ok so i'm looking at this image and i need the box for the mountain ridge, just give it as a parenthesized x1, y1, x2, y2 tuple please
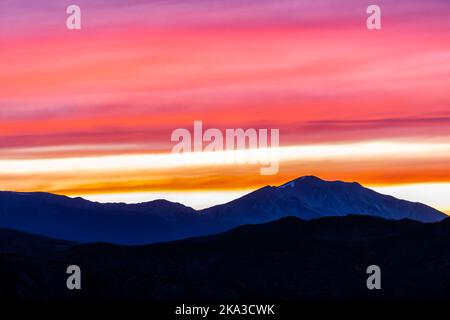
(0, 176, 446, 244)
(199, 175, 446, 224)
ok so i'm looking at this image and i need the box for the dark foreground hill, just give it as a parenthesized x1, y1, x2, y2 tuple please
(0, 227, 75, 257)
(1, 215, 450, 300)
(0, 176, 446, 244)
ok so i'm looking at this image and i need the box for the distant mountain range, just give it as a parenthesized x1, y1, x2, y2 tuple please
(0, 176, 446, 244)
(2, 215, 450, 300)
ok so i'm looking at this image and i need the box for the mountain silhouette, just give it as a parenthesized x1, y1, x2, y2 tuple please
(0, 191, 200, 244)
(0, 176, 446, 244)
(200, 176, 446, 226)
(0, 227, 76, 257)
(1, 215, 450, 300)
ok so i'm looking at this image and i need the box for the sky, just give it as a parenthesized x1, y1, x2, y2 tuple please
(1, 0, 450, 212)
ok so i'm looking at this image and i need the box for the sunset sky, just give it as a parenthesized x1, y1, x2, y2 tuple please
(1, 0, 450, 212)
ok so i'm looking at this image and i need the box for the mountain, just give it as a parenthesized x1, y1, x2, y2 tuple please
(0, 176, 446, 244)
(200, 176, 446, 225)
(0, 191, 203, 244)
(1, 215, 450, 300)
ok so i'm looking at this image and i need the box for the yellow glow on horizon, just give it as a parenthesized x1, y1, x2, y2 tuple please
(80, 190, 253, 210)
(372, 183, 450, 216)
